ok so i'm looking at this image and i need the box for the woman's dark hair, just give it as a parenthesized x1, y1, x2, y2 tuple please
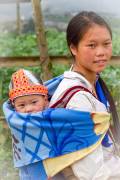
(66, 11, 112, 48)
(99, 77, 120, 145)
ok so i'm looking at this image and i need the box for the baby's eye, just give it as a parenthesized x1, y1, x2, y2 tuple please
(18, 104, 25, 108)
(32, 100, 38, 104)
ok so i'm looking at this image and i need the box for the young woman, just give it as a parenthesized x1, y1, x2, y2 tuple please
(49, 11, 120, 179)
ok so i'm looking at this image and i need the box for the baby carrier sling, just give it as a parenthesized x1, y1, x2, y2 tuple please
(3, 75, 111, 178)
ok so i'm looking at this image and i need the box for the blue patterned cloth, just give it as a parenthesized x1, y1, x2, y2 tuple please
(3, 102, 101, 168)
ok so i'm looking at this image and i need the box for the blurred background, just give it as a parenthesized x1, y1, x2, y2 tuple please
(0, 0, 120, 179)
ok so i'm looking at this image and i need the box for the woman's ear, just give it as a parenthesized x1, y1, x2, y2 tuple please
(70, 44, 77, 56)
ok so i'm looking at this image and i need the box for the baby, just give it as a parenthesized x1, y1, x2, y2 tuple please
(9, 69, 48, 114)
(9, 68, 76, 180)
(8, 69, 49, 179)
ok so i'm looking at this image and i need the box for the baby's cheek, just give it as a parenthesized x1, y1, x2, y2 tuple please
(45, 100, 49, 108)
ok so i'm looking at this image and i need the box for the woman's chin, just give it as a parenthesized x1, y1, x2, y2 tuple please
(96, 66, 107, 73)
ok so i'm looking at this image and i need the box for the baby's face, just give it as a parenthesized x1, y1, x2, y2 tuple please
(14, 94, 48, 113)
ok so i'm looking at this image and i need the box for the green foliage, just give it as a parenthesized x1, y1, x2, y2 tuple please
(0, 29, 69, 57)
(102, 66, 120, 96)
(0, 28, 120, 56)
(0, 33, 39, 56)
(112, 31, 120, 55)
(46, 28, 69, 56)
(52, 63, 70, 77)
(102, 66, 120, 116)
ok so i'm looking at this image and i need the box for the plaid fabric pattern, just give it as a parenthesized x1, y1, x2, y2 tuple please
(3, 103, 52, 167)
(3, 102, 109, 168)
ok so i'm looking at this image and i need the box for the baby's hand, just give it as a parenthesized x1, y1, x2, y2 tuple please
(47, 177, 52, 180)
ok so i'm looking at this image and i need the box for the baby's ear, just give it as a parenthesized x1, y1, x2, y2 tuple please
(8, 99, 15, 109)
(48, 94, 51, 102)
(11, 101, 15, 108)
(44, 95, 49, 107)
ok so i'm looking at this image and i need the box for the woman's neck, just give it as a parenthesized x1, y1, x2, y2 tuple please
(72, 66, 96, 86)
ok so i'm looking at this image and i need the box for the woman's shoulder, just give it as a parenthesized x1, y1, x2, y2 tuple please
(49, 71, 88, 106)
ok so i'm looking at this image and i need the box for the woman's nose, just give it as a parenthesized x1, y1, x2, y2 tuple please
(96, 46, 105, 56)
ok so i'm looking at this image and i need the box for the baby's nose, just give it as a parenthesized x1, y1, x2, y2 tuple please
(25, 105, 33, 113)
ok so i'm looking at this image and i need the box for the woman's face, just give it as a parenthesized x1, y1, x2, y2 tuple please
(70, 24, 112, 75)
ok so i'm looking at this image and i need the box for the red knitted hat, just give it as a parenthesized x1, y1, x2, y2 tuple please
(9, 69, 48, 102)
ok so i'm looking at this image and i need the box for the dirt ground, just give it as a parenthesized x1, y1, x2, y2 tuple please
(0, 147, 19, 180)
(0, 159, 19, 180)
(0, 125, 19, 180)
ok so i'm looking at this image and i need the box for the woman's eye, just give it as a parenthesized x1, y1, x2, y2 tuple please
(87, 44, 96, 48)
(104, 42, 112, 47)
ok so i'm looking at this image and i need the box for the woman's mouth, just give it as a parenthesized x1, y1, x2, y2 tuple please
(94, 60, 107, 65)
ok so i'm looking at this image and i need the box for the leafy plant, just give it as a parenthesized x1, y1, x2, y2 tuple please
(0, 28, 120, 57)
(0, 29, 69, 57)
